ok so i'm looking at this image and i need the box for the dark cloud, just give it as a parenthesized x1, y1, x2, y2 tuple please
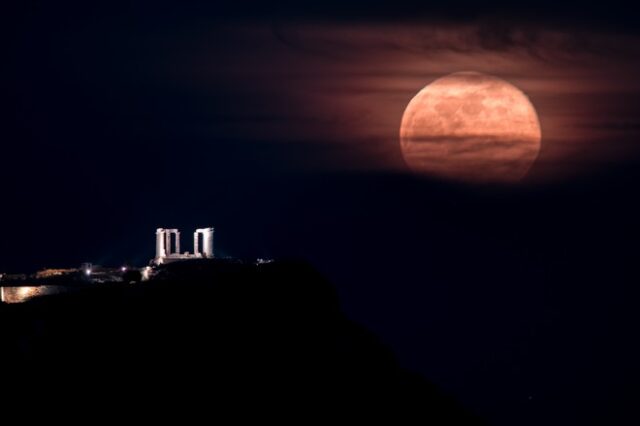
(272, 20, 640, 65)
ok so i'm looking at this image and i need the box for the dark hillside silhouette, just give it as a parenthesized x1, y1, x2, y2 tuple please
(0, 259, 485, 424)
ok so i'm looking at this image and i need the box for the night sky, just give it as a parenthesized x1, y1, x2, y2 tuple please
(3, 1, 640, 424)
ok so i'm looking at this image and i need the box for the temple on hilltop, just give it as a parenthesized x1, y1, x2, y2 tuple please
(154, 227, 214, 265)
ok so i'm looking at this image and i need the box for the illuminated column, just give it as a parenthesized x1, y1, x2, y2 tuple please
(165, 231, 172, 255)
(156, 228, 166, 259)
(193, 231, 200, 256)
(203, 227, 214, 258)
(175, 230, 181, 255)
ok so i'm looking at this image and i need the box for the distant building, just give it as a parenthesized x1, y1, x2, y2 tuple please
(154, 227, 214, 265)
(0, 227, 218, 303)
(35, 268, 77, 279)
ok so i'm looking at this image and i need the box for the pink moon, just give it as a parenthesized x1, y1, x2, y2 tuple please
(400, 72, 542, 183)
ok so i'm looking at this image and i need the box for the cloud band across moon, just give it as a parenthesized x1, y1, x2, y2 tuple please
(402, 136, 541, 182)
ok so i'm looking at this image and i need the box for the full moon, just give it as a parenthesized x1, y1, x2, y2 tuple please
(400, 72, 541, 183)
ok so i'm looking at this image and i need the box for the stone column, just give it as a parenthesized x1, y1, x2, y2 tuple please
(194, 231, 200, 256)
(165, 231, 172, 255)
(175, 231, 181, 255)
(203, 228, 214, 258)
(156, 228, 166, 259)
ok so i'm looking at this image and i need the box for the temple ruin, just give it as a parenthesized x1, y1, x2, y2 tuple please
(155, 227, 214, 265)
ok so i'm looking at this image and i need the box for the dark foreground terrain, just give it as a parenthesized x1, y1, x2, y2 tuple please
(0, 259, 484, 424)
